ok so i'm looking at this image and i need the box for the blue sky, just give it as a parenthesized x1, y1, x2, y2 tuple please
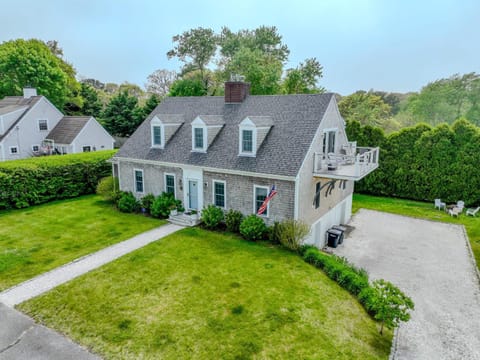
(0, 0, 478, 94)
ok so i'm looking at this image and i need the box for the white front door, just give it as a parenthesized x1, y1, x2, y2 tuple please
(188, 180, 199, 210)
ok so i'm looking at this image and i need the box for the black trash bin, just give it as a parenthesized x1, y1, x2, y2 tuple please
(332, 225, 346, 244)
(326, 229, 342, 248)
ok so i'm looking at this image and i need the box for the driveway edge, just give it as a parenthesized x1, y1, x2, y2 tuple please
(461, 225, 480, 286)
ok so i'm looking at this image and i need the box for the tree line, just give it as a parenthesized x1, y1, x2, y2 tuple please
(339, 72, 480, 132)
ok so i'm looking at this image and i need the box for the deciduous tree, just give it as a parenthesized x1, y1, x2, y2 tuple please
(0, 39, 80, 110)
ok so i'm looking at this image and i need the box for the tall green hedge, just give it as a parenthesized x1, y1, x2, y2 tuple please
(0, 150, 116, 209)
(347, 118, 480, 205)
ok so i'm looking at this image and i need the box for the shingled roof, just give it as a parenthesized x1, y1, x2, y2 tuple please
(46, 116, 91, 144)
(116, 93, 334, 177)
(0, 96, 42, 141)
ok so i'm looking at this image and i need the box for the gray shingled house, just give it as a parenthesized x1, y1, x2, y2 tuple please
(45, 116, 115, 154)
(114, 81, 379, 247)
(0, 88, 114, 160)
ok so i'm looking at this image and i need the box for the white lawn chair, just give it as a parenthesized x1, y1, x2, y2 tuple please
(457, 201, 465, 212)
(466, 207, 480, 217)
(434, 199, 446, 210)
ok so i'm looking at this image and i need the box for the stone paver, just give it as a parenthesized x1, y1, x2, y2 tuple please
(0, 223, 183, 359)
(0, 223, 182, 307)
(334, 209, 480, 360)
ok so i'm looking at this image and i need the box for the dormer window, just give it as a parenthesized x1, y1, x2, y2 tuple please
(151, 117, 165, 148)
(238, 116, 273, 157)
(191, 116, 224, 153)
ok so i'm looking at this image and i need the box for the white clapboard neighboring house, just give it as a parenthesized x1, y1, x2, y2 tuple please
(113, 81, 379, 247)
(0, 88, 114, 160)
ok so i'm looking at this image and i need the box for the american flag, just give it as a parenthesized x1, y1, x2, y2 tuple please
(257, 185, 277, 215)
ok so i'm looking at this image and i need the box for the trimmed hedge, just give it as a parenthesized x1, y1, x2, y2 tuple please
(0, 150, 116, 209)
(347, 118, 480, 205)
(300, 246, 413, 328)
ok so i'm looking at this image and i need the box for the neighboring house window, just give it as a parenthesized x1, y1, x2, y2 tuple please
(242, 129, 253, 153)
(323, 130, 336, 154)
(193, 127, 205, 151)
(314, 182, 321, 209)
(38, 119, 48, 131)
(165, 174, 175, 197)
(254, 185, 269, 216)
(134, 169, 144, 193)
(213, 180, 226, 208)
(152, 125, 162, 146)
(32, 145, 39, 152)
(9, 146, 18, 155)
(82, 146, 91, 152)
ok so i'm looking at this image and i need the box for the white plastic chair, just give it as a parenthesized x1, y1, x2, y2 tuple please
(466, 207, 480, 216)
(434, 199, 446, 210)
(457, 201, 465, 212)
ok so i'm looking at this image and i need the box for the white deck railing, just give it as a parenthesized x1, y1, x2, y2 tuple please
(313, 146, 380, 180)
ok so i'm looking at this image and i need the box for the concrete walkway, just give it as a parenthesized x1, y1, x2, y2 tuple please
(334, 209, 480, 360)
(0, 223, 182, 307)
(0, 223, 183, 359)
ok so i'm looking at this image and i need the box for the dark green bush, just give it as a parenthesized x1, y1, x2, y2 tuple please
(201, 204, 225, 229)
(239, 215, 267, 241)
(140, 193, 155, 213)
(0, 150, 115, 209)
(117, 191, 140, 213)
(347, 118, 480, 205)
(302, 247, 369, 297)
(150, 192, 181, 218)
(96, 176, 119, 202)
(225, 209, 244, 233)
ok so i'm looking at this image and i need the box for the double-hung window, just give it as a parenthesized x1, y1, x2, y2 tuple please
(193, 127, 204, 150)
(38, 119, 48, 131)
(213, 180, 226, 208)
(152, 126, 162, 146)
(254, 186, 268, 216)
(242, 129, 253, 153)
(134, 169, 144, 193)
(165, 174, 175, 196)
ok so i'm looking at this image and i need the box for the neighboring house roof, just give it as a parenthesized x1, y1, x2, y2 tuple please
(46, 116, 91, 144)
(0, 96, 43, 141)
(117, 93, 335, 177)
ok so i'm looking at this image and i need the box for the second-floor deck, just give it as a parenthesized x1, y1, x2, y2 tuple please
(313, 144, 379, 181)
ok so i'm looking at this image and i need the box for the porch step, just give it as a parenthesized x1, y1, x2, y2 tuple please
(167, 213, 201, 227)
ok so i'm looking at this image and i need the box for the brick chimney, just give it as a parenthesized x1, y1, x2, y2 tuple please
(225, 75, 250, 103)
(23, 87, 37, 98)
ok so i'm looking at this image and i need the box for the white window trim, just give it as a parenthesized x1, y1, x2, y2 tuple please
(151, 123, 164, 148)
(192, 125, 207, 152)
(38, 119, 48, 131)
(164, 173, 176, 198)
(239, 126, 257, 157)
(133, 168, 144, 194)
(32, 144, 40, 152)
(253, 184, 269, 217)
(9, 146, 19, 155)
(212, 179, 226, 209)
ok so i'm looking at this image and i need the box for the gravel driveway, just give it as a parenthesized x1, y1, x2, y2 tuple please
(333, 209, 480, 360)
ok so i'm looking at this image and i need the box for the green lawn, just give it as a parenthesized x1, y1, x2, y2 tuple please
(353, 193, 480, 269)
(19, 228, 392, 359)
(0, 195, 163, 290)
